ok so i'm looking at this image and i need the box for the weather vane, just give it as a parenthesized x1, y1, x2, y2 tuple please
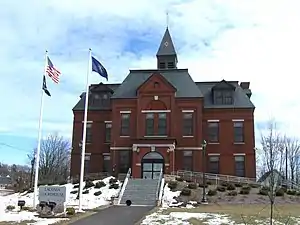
(166, 10, 169, 28)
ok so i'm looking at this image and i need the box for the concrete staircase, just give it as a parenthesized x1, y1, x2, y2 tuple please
(119, 179, 160, 206)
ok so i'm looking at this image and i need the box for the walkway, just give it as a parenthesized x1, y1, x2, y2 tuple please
(70, 205, 153, 225)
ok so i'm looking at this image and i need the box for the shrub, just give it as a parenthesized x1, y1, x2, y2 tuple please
(175, 177, 184, 182)
(217, 186, 226, 192)
(21, 206, 31, 211)
(227, 183, 236, 191)
(94, 191, 102, 196)
(66, 207, 76, 215)
(239, 189, 250, 195)
(296, 192, 300, 196)
(241, 186, 251, 191)
(221, 182, 229, 187)
(228, 191, 238, 196)
(258, 189, 269, 196)
(185, 178, 192, 183)
(287, 189, 297, 196)
(109, 183, 119, 189)
(109, 178, 118, 184)
(73, 184, 79, 189)
(180, 188, 191, 196)
(207, 189, 217, 196)
(168, 181, 178, 189)
(84, 180, 95, 189)
(235, 183, 243, 187)
(261, 186, 270, 191)
(95, 181, 106, 189)
(70, 190, 78, 194)
(206, 180, 212, 185)
(6, 205, 15, 211)
(276, 188, 285, 196)
(250, 183, 260, 188)
(83, 190, 89, 194)
(198, 183, 208, 188)
(188, 183, 198, 189)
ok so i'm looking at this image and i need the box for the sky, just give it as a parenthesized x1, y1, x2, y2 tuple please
(0, 0, 300, 165)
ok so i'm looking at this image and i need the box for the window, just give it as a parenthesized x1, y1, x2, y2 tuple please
(103, 154, 111, 172)
(208, 156, 219, 174)
(158, 113, 167, 135)
(183, 113, 193, 136)
(208, 122, 219, 143)
(167, 61, 174, 68)
(159, 62, 166, 69)
(119, 151, 131, 173)
(86, 123, 92, 143)
(105, 123, 112, 143)
(235, 156, 245, 177)
(214, 90, 233, 105)
(120, 113, 130, 136)
(224, 91, 233, 104)
(145, 113, 154, 136)
(234, 122, 244, 143)
(214, 91, 223, 105)
(183, 151, 193, 171)
(84, 154, 91, 175)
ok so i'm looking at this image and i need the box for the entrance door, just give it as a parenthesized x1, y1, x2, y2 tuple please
(141, 152, 164, 179)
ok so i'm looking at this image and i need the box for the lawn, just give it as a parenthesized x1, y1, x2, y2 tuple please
(165, 204, 300, 225)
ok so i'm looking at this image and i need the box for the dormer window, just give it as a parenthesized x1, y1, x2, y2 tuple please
(212, 80, 235, 105)
(214, 90, 233, 105)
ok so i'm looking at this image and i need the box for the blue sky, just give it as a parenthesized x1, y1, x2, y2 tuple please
(1, 0, 300, 166)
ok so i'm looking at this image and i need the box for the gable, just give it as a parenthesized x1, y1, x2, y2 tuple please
(137, 72, 177, 94)
(91, 82, 114, 93)
(212, 79, 236, 91)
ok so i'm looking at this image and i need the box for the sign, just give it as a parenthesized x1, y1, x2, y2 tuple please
(38, 186, 67, 203)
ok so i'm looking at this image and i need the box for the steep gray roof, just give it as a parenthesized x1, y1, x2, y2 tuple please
(111, 69, 203, 99)
(156, 28, 177, 56)
(196, 81, 255, 109)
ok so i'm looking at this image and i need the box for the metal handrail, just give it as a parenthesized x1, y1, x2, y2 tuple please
(171, 170, 258, 186)
(116, 168, 131, 201)
(155, 168, 163, 200)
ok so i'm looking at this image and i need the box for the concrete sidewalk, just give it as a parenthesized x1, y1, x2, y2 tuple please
(70, 205, 153, 225)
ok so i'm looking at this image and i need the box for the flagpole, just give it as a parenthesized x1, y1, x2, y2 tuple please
(78, 48, 92, 212)
(33, 50, 48, 208)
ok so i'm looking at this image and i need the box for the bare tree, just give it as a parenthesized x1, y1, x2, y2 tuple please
(260, 120, 285, 225)
(29, 133, 71, 185)
(285, 137, 300, 184)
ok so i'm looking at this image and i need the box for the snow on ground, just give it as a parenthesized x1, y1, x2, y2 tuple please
(0, 176, 121, 225)
(142, 210, 300, 225)
(141, 183, 300, 225)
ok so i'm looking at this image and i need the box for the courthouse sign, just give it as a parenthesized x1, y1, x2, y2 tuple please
(39, 186, 67, 202)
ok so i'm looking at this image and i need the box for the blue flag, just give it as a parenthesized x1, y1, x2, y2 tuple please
(91, 56, 108, 80)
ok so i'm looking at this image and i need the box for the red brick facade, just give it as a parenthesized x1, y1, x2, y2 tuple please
(70, 28, 256, 179)
(70, 73, 256, 179)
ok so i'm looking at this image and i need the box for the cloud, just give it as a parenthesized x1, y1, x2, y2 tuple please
(1, 0, 300, 149)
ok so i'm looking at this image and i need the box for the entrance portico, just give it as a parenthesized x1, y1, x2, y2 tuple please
(131, 143, 175, 178)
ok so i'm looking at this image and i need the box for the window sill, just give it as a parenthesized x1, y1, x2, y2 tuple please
(183, 136, 194, 138)
(144, 135, 168, 138)
(208, 142, 219, 145)
(120, 136, 130, 138)
(234, 142, 245, 145)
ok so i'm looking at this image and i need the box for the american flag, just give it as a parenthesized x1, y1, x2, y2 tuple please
(46, 57, 61, 83)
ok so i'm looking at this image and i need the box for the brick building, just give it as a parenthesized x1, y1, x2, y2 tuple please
(70, 28, 256, 179)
